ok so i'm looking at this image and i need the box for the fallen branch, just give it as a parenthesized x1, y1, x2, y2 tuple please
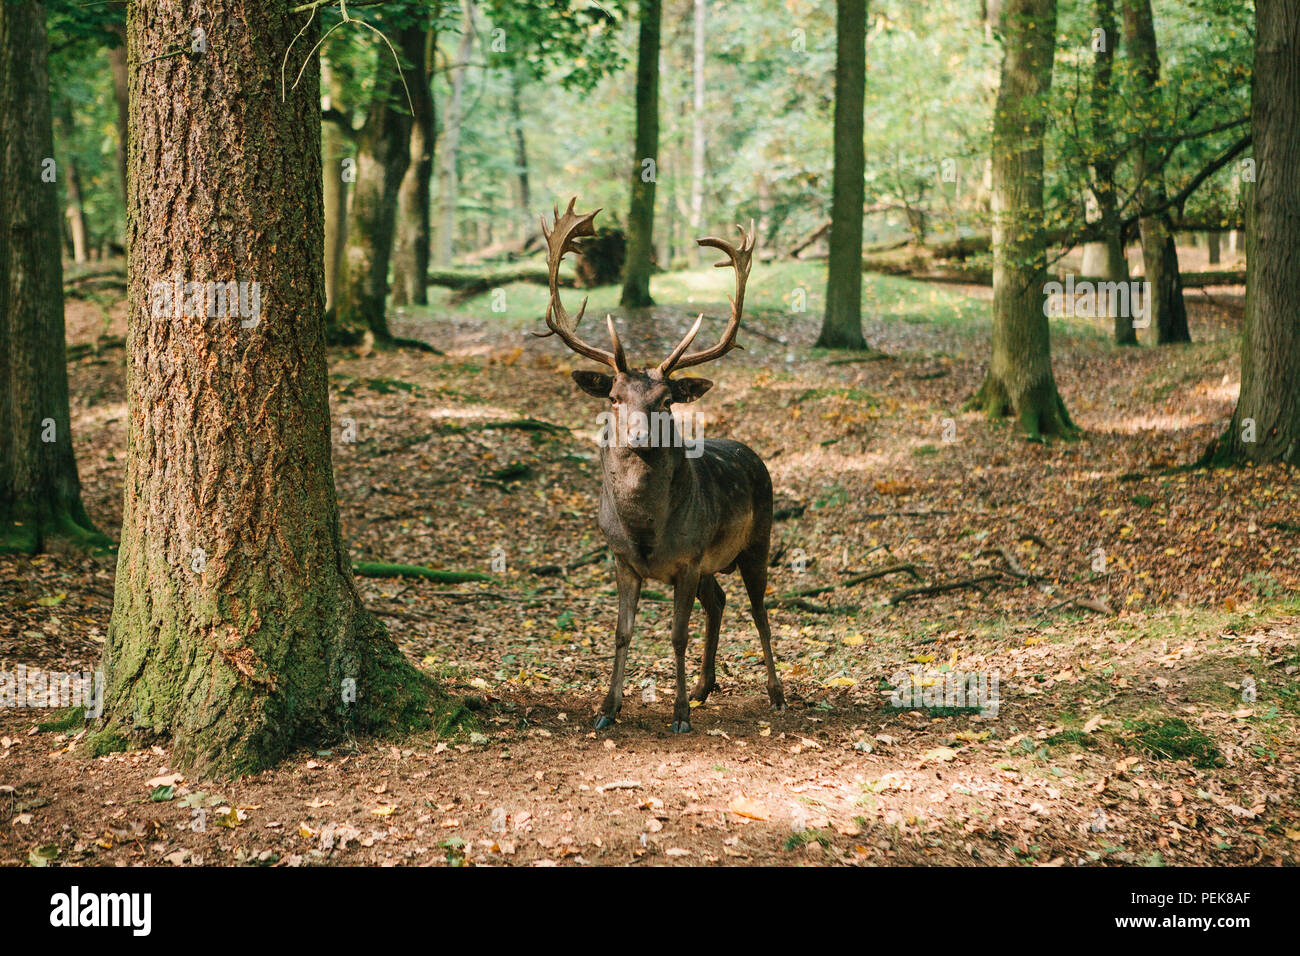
(979, 546, 1031, 579)
(440, 418, 569, 436)
(529, 546, 607, 577)
(353, 561, 493, 584)
(888, 573, 1002, 605)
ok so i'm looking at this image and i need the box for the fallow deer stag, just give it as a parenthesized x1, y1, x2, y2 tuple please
(537, 198, 784, 732)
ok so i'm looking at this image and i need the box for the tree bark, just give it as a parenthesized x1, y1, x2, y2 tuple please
(968, 0, 1075, 439)
(1206, 230, 1221, 265)
(1123, 0, 1190, 344)
(620, 0, 662, 308)
(321, 58, 349, 317)
(333, 26, 425, 342)
(435, 0, 476, 267)
(0, 0, 102, 554)
(100, 0, 443, 774)
(817, 0, 869, 349)
(392, 21, 436, 308)
(1210, 0, 1299, 465)
(1087, 0, 1135, 344)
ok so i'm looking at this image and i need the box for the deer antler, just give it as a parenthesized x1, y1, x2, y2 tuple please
(659, 222, 755, 375)
(536, 198, 627, 371)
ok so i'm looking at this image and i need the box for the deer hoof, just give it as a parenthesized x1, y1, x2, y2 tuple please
(768, 687, 787, 712)
(689, 682, 717, 703)
(593, 714, 616, 730)
(671, 719, 692, 734)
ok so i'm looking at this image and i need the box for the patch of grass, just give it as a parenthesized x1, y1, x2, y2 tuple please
(784, 828, 832, 851)
(1124, 717, 1222, 768)
(37, 706, 85, 733)
(1044, 729, 1100, 749)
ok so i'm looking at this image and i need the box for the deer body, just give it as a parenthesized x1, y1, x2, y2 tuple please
(540, 200, 785, 732)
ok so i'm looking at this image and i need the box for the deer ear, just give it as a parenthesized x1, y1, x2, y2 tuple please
(669, 377, 713, 404)
(572, 370, 614, 398)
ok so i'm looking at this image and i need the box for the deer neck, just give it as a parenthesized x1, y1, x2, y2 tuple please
(600, 441, 693, 534)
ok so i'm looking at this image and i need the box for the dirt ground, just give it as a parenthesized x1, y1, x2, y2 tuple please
(2, 274, 1297, 867)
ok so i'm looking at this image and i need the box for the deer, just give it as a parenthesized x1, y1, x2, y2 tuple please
(537, 198, 785, 733)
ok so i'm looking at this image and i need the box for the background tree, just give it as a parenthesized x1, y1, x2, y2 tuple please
(0, 0, 103, 554)
(99, 0, 442, 772)
(332, 22, 427, 345)
(1123, 0, 1189, 344)
(968, 0, 1075, 439)
(391, 15, 438, 308)
(817, 0, 868, 350)
(620, 0, 662, 308)
(1085, 0, 1136, 345)
(1208, 0, 1298, 465)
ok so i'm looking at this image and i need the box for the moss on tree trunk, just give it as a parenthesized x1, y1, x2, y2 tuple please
(968, 0, 1076, 441)
(0, 0, 107, 555)
(99, 0, 456, 775)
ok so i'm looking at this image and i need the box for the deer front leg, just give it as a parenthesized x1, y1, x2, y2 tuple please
(595, 558, 642, 730)
(670, 567, 701, 732)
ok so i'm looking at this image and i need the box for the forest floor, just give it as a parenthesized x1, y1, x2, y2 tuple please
(3, 260, 1298, 867)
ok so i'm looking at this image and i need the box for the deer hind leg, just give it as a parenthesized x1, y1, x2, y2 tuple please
(691, 575, 726, 703)
(739, 550, 786, 711)
(669, 568, 701, 732)
(595, 559, 642, 730)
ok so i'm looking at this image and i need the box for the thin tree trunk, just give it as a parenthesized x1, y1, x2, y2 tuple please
(620, 0, 662, 308)
(392, 20, 436, 308)
(334, 27, 424, 342)
(968, 0, 1075, 439)
(0, 0, 102, 554)
(509, 67, 531, 242)
(107, 34, 129, 208)
(1210, 0, 1299, 465)
(62, 151, 90, 264)
(321, 58, 349, 317)
(817, 0, 868, 349)
(1088, 0, 1134, 344)
(1123, 0, 1190, 344)
(688, 0, 706, 265)
(101, 0, 442, 773)
(1206, 230, 1221, 264)
(435, 0, 475, 267)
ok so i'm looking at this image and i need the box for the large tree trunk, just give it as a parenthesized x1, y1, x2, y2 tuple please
(321, 58, 349, 317)
(0, 0, 102, 554)
(333, 27, 424, 342)
(688, 0, 706, 266)
(1088, 0, 1135, 344)
(1123, 0, 1190, 344)
(392, 22, 435, 308)
(620, 0, 662, 308)
(1210, 1, 1299, 465)
(817, 0, 869, 349)
(435, 0, 475, 267)
(968, 0, 1074, 439)
(100, 0, 442, 774)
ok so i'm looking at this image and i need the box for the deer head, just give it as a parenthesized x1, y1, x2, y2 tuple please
(536, 198, 754, 447)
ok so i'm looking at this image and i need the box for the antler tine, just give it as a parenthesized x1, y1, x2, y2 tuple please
(606, 314, 629, 372)
(534, 198, 619, 369)
(659, 221, 756, 374)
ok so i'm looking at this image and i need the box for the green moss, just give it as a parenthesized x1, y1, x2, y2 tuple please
(1124, 718, 1222, 768)
(37, 706, 86, 732)
(87, 730, 129, 756)
(784, 829, 832, 851)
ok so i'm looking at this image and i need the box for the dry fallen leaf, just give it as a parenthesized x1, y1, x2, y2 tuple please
(728, 795, 770, 821)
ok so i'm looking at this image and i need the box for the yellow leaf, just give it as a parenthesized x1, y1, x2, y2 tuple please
(728, 794, 770, 821)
